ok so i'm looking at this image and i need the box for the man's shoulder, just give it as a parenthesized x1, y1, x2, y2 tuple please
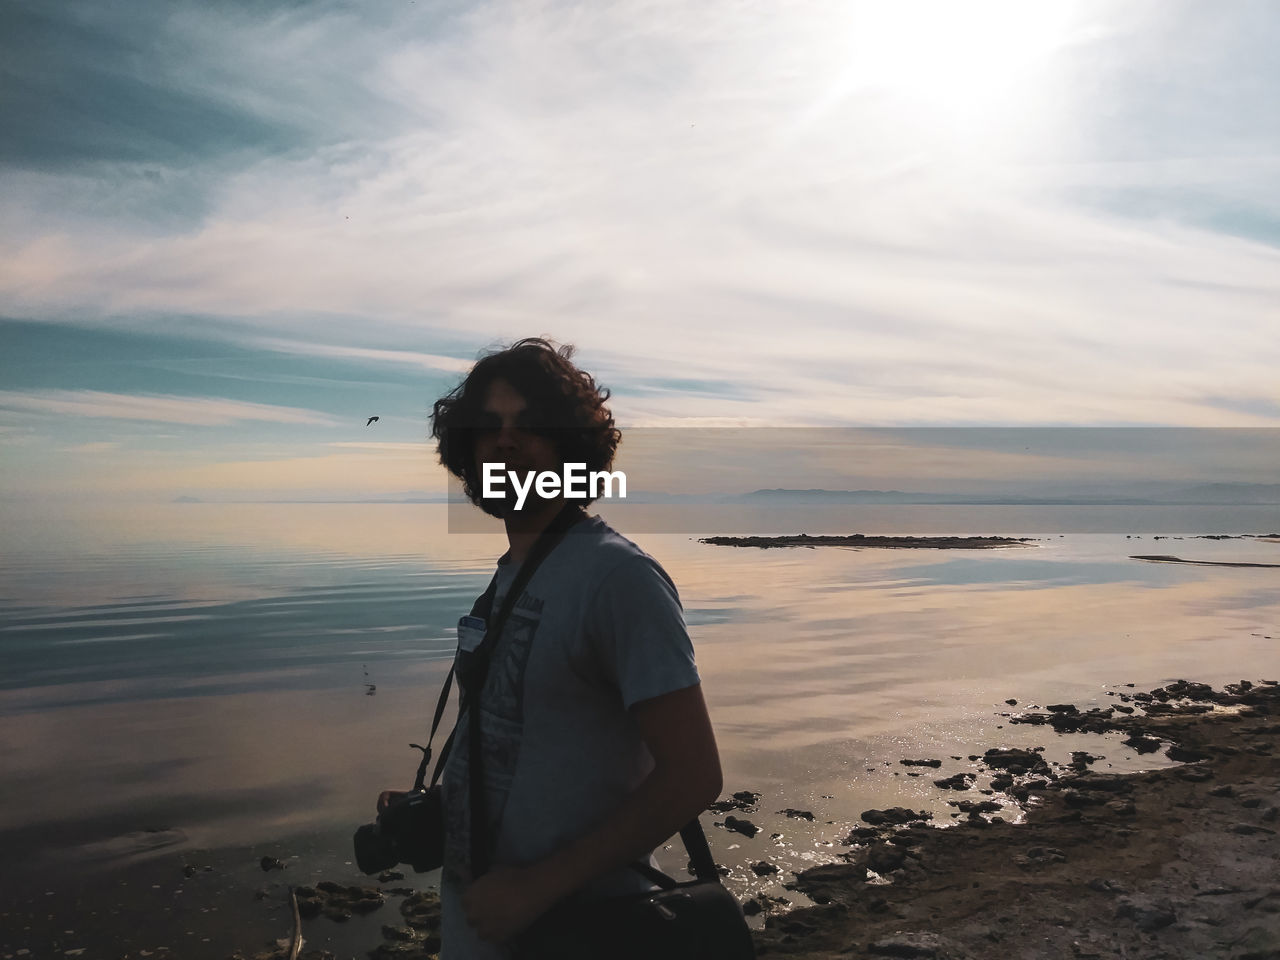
(562, 514, 665, 583)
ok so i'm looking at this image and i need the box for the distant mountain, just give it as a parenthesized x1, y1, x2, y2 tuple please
(1154, 484, 1280, 504)
(173, 495, 203, 503)
(740, 489, 1155, 505)
(741, 485, 1280, 505)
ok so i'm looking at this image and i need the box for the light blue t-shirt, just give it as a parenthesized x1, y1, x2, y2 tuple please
(439, 514, 701, 959)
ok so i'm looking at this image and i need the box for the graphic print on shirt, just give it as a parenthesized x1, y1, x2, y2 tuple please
(442, 590, 543, 879)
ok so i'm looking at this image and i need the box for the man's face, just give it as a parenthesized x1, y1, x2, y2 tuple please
(472, 378, 562, 517)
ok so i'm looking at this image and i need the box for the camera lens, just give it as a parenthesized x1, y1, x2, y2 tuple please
(353, 822, 399, 875)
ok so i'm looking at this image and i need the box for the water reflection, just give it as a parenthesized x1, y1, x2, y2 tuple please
(0, 503, 1276, 890)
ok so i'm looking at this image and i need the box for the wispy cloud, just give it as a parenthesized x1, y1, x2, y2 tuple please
(0, 389, 343, 426)
(254, 338, 473, 374)
(59, 441, 121, 453)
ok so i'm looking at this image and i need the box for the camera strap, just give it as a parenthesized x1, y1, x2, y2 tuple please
(462, 502, 588, 877)
(409, 572, 497, 794)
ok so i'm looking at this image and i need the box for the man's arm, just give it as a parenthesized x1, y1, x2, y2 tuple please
(460, 682, 723, 943)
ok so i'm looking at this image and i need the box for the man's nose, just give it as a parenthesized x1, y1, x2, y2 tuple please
(495, 420, 522, 450)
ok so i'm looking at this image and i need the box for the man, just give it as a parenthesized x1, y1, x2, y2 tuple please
(407, 338, 723, 958)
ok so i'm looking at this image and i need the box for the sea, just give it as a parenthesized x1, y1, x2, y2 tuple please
(0, 501, 1276, 957)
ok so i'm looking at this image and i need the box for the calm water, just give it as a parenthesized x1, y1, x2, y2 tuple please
(1, 501, 1277, 949)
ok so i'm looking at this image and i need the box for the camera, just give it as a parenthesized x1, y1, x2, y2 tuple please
(352, 786, 445, 875)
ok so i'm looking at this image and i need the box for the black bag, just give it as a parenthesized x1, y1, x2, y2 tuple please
(513, 874, 755, 960)
(512, 812, 754, 959)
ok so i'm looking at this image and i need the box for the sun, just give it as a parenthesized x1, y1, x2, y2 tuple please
(812, 0, 1087, 157)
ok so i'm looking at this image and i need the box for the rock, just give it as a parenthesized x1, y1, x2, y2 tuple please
(742, 892, 789, 917)
(1178, 765, 1215, 783)
(708, 790, 760, 813)
(1167, 744, 1213, 762)
(351, 890, 386, 913)
(1065, 772, 1131, 793)
(867, 931, 969, 957)
(1231, 823, 1277, 835)
(1070, 751, 1104, 770)
(400, 890, 442, 930)
(983, 748, 1048, 773)
(1123, 735, 1163, 754)
(303, 880, 387, 921)
(380, 925, 419, 942)
(778, 808, 816, 821)
(1014, 846, 1067, 868)
(378, 870, 405, 883)
(1063, 790, 1111, 808)
(900, 759, 943, 768)
(1086, 877, 1128, 895)
(950, 800, 1002, 814)
(750, 860, 779, 876)
(861, 807, 932, 826)
(791, 862, 868, 905)
(1105, 798, 1137, 816)
(934, 773, 975, 790)
(721, 815, 759, 838)
(868, 842, 908, 874)
(259, 856, 285, 872)
(1115, 895, 1177, 932)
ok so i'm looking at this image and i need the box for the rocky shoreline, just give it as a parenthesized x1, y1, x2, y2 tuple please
(226, 678, 1280, 960)
(754, 678, 1280, 960)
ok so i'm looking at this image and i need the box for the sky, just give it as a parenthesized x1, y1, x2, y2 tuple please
(1, 0, 1278, 501)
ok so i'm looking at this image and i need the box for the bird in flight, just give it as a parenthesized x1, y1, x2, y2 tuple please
(366, 416, 380, 426)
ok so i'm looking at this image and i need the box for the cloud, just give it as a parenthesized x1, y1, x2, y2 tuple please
(253, 338, 473, 374)
(59, 441, 121, 453)
(0, 389, 343, 426)
(0, 0, 1277, 432)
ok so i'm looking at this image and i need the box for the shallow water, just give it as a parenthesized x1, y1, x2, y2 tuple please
(0, 502, 1277, 952)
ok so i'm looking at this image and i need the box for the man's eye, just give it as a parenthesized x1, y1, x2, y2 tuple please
(474, 416, 501, 434)
(516, 412, 551, 433)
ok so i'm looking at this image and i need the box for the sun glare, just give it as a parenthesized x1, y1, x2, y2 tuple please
(816, 0, 1086, 156)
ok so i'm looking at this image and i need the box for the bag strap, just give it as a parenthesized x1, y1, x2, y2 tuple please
(466, 504, 587, 877)
(408, 572, 499, 793)
(625, 818, 721, 889)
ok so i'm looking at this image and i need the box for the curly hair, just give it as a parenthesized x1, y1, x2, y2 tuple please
(431, 338, 621, 510)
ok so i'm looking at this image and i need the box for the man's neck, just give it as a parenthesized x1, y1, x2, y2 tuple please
(502, 499, 568, 566)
